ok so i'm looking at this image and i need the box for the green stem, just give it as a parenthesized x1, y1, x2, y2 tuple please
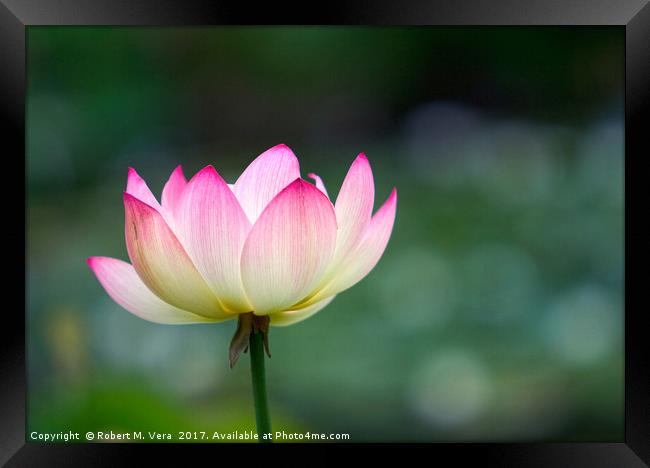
(249, 330, 272, 443)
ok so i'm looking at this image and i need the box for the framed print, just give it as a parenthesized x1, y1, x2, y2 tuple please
(2, 0, 649, 465)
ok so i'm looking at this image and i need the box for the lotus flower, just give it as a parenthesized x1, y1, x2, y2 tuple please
(88, 144, 396, 336)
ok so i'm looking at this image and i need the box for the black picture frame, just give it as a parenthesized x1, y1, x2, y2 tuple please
(3, 0, 649, 465)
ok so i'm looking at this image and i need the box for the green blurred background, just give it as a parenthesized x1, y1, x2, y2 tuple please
(27, 27, 623, 442)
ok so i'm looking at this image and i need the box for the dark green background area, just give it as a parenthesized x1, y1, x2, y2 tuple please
(27, 27, 623, 442)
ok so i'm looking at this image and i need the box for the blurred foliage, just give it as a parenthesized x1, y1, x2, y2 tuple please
(27, 26, 623, 442)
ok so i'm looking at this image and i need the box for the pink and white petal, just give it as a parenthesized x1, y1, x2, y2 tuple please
(332, 154, 375, 263)
(300, 154, 375, 297)
(161, 165, 187, 218)
(124, 193, 229, 319)
(305, 188, 397, 305)
(308, 173, 329, 198)
(270, 296, 336, 327)
(176, 166, 252, 312)
(233, 144, 301, 222)
(241, 179, 337, 315)
(126, 167, 162, 211)
(87, 256, 222, 324)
